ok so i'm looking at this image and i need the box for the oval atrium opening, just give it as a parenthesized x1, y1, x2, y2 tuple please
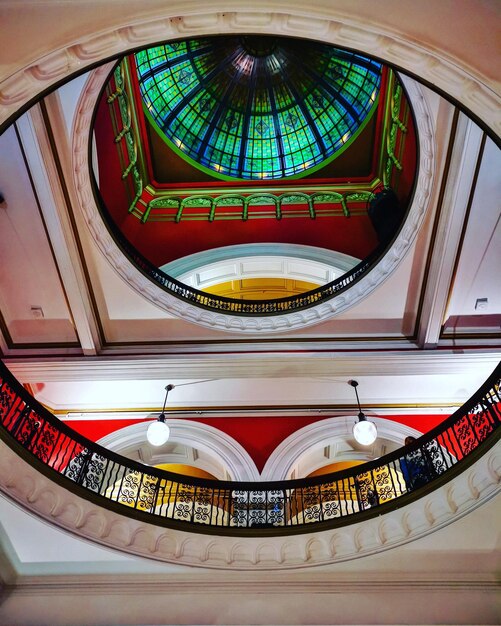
(92, 34, 417, 314)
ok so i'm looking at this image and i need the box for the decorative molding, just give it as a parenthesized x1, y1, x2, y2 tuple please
(6, 574, 500, 595)
(72, 70, 435, 334)
(6, 352, 501, 383)
(0, 7, 500, 140)
(98, 419, 260, 481)
(0, 437, 498, 569)
(161, 243, 359, 283)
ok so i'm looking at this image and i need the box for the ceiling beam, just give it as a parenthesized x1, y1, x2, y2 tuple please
(416, 112, 484, 348)
(15, 106, 100, 355)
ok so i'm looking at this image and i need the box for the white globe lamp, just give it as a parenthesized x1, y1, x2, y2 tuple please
(349, 379, 378, 446)
(147, 417, 170, 446)
(353, 415, 378, 445)
(146, 384, 174, 447)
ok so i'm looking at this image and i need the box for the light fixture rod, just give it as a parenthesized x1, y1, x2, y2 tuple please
(147, 384, 174, 447)
(348, 379, 364, 418)
(160, 384, 174, 417)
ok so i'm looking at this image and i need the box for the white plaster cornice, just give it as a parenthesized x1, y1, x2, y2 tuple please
(0, 5, 500, 140)
(6, 573, 500, 596)
(5, 351, 501, 383)
(71, 70, 435, 334)
(0, 436, 499, 569)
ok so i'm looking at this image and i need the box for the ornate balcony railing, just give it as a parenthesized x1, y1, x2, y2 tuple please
(0, 361, 499, 536)
(95, 184, 380, 316)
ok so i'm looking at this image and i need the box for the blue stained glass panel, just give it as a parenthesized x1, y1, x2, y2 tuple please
(135, 36, 381, 180)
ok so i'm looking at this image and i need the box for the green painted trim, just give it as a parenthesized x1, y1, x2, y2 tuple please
(144, 189, 375, 221)
(149, 179, 380, 199)
(123, 59, 150, 184)
(377, 74, 391, 183)
(110, 63, 144, 213)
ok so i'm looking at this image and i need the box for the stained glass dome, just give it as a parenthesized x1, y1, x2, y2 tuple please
(135, 36, 382, 180)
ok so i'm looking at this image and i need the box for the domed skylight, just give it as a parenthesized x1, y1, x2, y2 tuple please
(135, 36, 381, 180)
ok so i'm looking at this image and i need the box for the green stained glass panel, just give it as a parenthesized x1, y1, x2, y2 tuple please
(135, 36, 381, 180)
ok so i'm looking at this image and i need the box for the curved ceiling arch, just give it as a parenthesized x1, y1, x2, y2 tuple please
(261, 416, 421, 481)
(0, 4, 499, 143)
(161, 244, 360, 279)
(161, 245, 360, 292)
(98, 419, 260, 482)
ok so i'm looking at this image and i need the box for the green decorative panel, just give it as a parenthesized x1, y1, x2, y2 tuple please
(135, 36, 381, 180)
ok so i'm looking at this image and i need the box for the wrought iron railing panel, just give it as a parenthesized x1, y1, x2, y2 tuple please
(93, 194, 380, 317)
(0, 361, 499, 536)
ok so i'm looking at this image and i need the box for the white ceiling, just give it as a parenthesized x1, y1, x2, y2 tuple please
(444, 136, 501, 323)
(0, 126, 76, 345)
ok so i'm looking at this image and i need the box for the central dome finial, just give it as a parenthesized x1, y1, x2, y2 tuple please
(239, 35, 278, 58)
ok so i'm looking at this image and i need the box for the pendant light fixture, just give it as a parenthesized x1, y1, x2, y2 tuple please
(349, 379, 377, 445)
(147, 384, 174, 446)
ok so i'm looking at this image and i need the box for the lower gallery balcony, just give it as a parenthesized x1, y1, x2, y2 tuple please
(1, 362, 500, 536)
(0, 359, 499, 625)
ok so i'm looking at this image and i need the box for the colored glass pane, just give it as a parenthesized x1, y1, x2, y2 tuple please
(135, 36, 381, 180)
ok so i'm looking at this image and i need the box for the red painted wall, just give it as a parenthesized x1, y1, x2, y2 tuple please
(116, 213, 379, 267)
(68, 413, 449, 473)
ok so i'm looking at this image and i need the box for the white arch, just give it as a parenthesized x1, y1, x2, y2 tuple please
(0, 5, 499, 138)
(261, 416, 422, 480)
(161, 244, 360, 286)
(98, 419, 260, 482)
